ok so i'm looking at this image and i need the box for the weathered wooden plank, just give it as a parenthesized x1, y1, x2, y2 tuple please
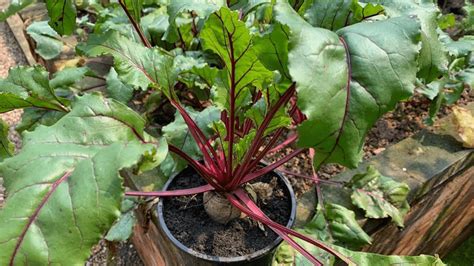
(5, 14, 36, 65)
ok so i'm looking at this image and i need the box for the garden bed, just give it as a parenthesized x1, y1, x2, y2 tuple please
(1, 10, 472, 264)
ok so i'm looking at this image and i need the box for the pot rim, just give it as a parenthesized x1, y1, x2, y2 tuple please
(156, 168, 297, 263)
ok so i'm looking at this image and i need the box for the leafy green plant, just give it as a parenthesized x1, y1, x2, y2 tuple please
(0, 0, 450, 265)
(421, 33, 473, 124)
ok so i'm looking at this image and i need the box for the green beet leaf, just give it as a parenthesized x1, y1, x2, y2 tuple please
(304, 0, 384, 31)
(362, 0, 448, 82)
(348, 165, 410, 227)
(78, 31, 174, 90)
(276, 1, 421, 168)
(0, 94, 166, 264)
(332, 245, 445, 266)
(49, 66, 91, 89)
(16, 108, 66, 134)
(165, 0, 225, 43)
(325, 203, 372, 246)
(0, 66, 69, 113)
(0, 119, 14, 162)
(106, 67, 135, 103)
(200, 7, 273, 107)
(46, 0, 76, 35)
(253, 23, 291, 82)
(105, 211, 136, 242)
(26, 21, 63, 60)
(122, 0, 143, 23)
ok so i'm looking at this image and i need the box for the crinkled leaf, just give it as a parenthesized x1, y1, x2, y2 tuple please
(420, 79, 442, 100)
(0, 119, 14, 161)
(92, 5, 137, 40)
(78, 31, 173, 90)
(276, 1, 420, 168)
(106, 67, 134, 103)
(46, 0, 76, 35)
(0, 0, 34, 21)
(349, 165, 410, 227)
(16, 108, 65, 134)
(200, 7, 273, 108)
(332, 245, 445, 266)
(26, 21, 63, 60)
(274, 203, 370, 266)
(105, 211, 136, 242)
(274, 202, 440, 266)
(304, 0, 384, 31)
(0, 66, 68, 113)
(325, 203, 372, 246)
(362, 0, 448, 82)
(444, 35, 474, 58)
(0, 94, 165, 264)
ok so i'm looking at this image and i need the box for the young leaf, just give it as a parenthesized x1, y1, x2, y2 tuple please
(0, 94, 164, 264)
(78, 31, 174, 90)
(0, 119, 14, 162)
(277, 1, 421, 168)
(348, 165, 410, 227)
(200, 7, 273, 103)
(46, 0, 76, 35)
(26, 21, 63, 60)
(0, 66, 69, 113)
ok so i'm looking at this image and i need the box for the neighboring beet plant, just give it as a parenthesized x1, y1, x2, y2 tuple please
(0, 0, 452, 265)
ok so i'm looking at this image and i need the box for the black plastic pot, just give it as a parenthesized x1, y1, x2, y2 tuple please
(156, 167, 297, 266)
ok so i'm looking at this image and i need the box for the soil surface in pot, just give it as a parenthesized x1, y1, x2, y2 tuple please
(162, 167, 292, 257)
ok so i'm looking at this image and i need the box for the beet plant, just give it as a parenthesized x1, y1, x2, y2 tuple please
(0, 0, 453, 265)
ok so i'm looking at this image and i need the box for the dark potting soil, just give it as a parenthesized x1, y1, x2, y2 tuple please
(162, 167, 292, 258)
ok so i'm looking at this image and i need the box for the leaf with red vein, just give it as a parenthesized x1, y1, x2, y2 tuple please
(0, 94, 163, 264)
(275, 2, 421, 168)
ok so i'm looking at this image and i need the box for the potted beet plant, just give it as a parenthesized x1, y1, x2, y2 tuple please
(0, 0, 457, 265)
